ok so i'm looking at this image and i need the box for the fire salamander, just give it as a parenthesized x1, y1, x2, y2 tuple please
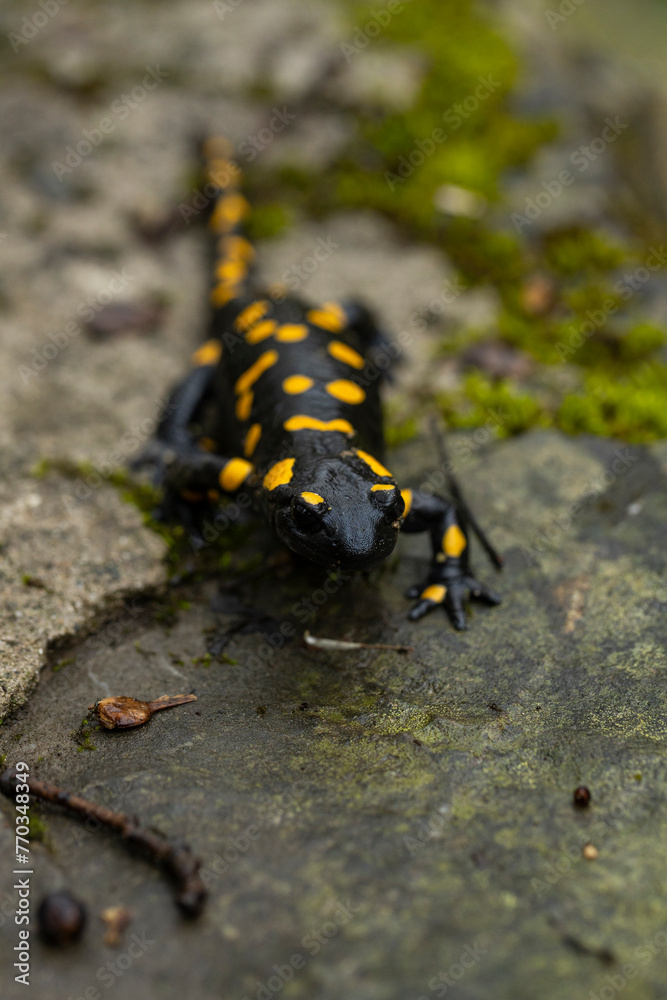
(141, 136, 501, 630)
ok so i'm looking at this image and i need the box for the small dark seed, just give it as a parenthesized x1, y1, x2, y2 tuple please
(38, 891, 87, 945)
(573, 786, 591, 808)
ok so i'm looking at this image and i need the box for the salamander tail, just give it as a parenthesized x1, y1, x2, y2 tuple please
(201, 134, 255, 309)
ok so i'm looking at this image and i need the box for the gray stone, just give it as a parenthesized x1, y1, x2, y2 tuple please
(0, 459, 167, 719)
(2, 431, 667, 1000)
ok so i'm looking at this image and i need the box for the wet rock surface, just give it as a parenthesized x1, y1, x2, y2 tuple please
(2, 432, 667, 1000)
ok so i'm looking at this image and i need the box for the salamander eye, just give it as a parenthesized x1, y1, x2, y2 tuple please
(370, 486, 405, 520)
(290, 498, 323, 533)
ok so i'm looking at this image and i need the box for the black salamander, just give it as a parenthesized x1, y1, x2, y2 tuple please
(143, 136, 501, 630)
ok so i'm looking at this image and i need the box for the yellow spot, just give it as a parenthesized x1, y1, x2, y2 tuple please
(356, 449, 392, 478)
(422, 585, 447, 604)
(401, 489, 413, 517)
(263, 457, 295, 491)
(328, 340, 364, 369)
(246, 319, 277, 345)
(219, 458, 253, 492)
(283, 375, 314, 395)
(191, 339, 222, 366)
(301, 492, 326, 506)
(198, 437, 217, 452)
(235, 391, 253, 421)
(284, 416, 354, 435)
(443, 524, 467, 558)
(326, 380, 365, 405)
(210, 283, 238, 307)
(203, 135, 234, 160)
(207, 489, 220, 502)
(307, 302, 346, 332)
(235, 301, 270, 332)
(234, 350, 279, 395)
(215, 259, 246, 282)
(324, 302, 347, 322)
(206, 158, 238, 188)
(371, 484, 395, 492)
(220, 235, 255, 263)
(276, 324, 309, 343)
(244, 423, 262, 457)
(209, 193, 250, 233)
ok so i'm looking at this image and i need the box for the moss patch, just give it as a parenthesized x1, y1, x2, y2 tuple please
(261, 0, 667, 443)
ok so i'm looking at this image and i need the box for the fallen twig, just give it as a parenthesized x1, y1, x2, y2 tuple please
(303, 631, 413, 654)
(0, 768, 206, 917)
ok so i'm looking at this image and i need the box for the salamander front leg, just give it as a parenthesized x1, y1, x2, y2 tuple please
(401, 490, 501, 631)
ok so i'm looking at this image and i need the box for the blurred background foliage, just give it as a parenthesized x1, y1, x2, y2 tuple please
(253, 0, 667, 444)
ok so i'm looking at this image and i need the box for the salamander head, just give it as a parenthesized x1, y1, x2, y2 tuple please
(265, 452, 405, 572)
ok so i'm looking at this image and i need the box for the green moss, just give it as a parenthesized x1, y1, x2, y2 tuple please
(325, 0, 557, 258)
(616, 323, 665, 364)
(30, 456, 98, 481)
(30, 458, 52, 479)
(72, 717, 99, 752)
(385, 414, 418, 448)
(52, 657, 75, 673)
(108, 468, 187, 559)
(541, 228, 629, 277)
(109, 469, 162, 514)
(281, 0, 667, 443)
(246, 202, 291, 241)
(28, 811, 48, 843)
(192, 653, 213, 667)
(435, 351, 667, 443)
(439, 373, 548, 437)
(558, 365, 667, 441)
